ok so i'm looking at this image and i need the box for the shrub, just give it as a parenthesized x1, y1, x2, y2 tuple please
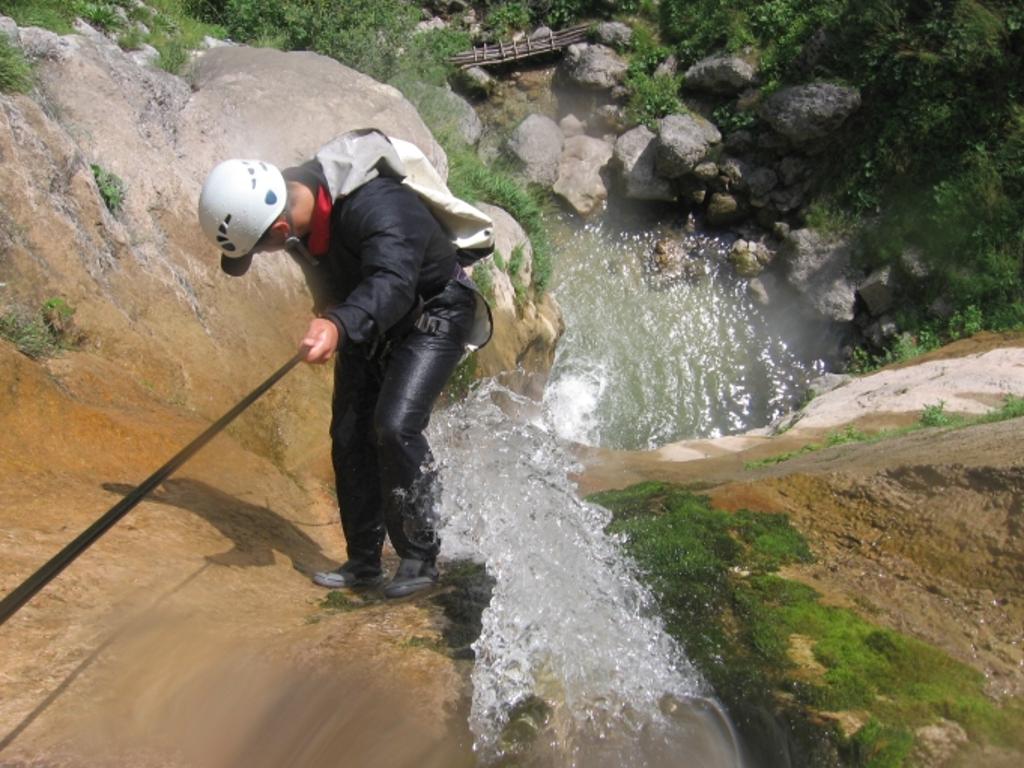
(0, 297, 84, 358)
(91, 164, 126, 214)
(624, 71, 682, 128)
(0, 36, 32, 94)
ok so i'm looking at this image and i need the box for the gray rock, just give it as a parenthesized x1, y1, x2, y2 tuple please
(747, 167, 779, 198)
(1, 15, 18, 42)
(654, 54, 678, 78)
(417, 83, 482, 146)
(559, 113, 585, 138)
(781, 229, 858, 322)
(530, 26, 554, 42)
(730, 239, 766, 277)
(770, 184, 806, 213)
(594, 103, 627, 133)
(707, 192, 745, 226)
(508, 113, 564, 185)
(613, 125, 676, 201)
(553, 135, 614, 217)
(655, 112, 721, 178)
(457, 65, 495, 97)
(684, 53, 757, 95)
(129, 43, 160, 68)
(912, 719, 968, 767)
(593, 22, 633, 49)
(864, 316, 899, 348)
(858, 266, 895, 316)
(760, 82, 861, 143)
(693, 161, 718, 182)
(778, 156, 810, 186)
(559, 43, 628, 90)
(649, 238, 707, 283)
(416, 17, 448, 33)
(719, 157, 749, 189)
(807, 373, 852, 398)
(724, 129, 755, 153)
(748, 277, 770, 306)
(17, 25, 80, 62)
(203, 35, 234, 49)
(901, 246, 930, 278)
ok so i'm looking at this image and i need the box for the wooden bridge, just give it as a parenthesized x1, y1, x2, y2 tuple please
(449, 24, 590, 69)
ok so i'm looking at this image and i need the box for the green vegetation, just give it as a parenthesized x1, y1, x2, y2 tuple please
(0, 296, 85, 358)
(0, 35, 33, 93)
(657, 0, 1024, 343)
(592, 482, 1024, 765)
(447, 145, 553, 293)
(745, 395, 1024, 468)
(4, 0, 225, 74)
(622, 26, 681, 128)
(90, 163, 126, 214)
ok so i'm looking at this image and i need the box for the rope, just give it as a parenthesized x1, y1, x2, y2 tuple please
(0, 347, 308, 628)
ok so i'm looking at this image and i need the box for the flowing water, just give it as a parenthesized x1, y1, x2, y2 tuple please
(433, 383, 743, 767)
(428, 211, 836, 764)
(542, 212, 829, 449)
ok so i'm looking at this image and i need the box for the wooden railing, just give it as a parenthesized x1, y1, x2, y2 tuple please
(449, 24, 590, 69)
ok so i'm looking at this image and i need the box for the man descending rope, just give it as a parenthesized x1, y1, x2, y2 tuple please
(197, 130, 492, 598)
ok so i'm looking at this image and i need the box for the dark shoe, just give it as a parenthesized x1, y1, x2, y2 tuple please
(383, 558, 438, 599)
(312, 560, 385, 589)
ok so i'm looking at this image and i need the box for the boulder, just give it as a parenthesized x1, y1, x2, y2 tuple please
(0, 15, 18, 41)
(655, 112, 721, 178)
(593, 22, 633, 49)
(559, 43, 628, 90)
(707, 192, 746, 227)
(858, 266, 895, 316)
(508, 113, 564, 185)
(553, 135, 614, 217)
(455, 65, 495, 97)
(613, 126, 676, 201)
(729, 239, 773, 277)
(760, 82, 861, 143)
(781, 229, 858, 322)
(684, 54, 757, 95)
(559, 113, 585, 138)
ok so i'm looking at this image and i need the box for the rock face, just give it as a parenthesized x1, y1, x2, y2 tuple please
(0, 24, 561, 474)
(759, 82, 862, 143)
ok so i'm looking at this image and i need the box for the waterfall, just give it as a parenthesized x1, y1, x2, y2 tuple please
(433, 383, 744, 767)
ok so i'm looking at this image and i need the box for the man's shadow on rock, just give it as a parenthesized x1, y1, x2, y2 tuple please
(101, 478, 338, 576)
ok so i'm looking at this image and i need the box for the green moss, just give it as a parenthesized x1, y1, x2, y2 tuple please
(593, 482, 1024, 764)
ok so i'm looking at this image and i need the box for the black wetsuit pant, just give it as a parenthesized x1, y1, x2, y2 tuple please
(329, 280, 476, 569)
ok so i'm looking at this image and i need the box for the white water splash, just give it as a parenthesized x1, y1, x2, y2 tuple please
(432, 383, 743, 767)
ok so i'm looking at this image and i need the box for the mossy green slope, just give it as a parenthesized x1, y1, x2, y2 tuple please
(592, 482, 1024, 766)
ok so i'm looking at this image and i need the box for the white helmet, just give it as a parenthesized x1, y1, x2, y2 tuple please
(198, 159, 287, 273)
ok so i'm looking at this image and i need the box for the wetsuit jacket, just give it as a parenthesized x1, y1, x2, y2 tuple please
(283, 161, 459, 352)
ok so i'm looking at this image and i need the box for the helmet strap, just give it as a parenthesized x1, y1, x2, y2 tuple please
(282, 208, 319, 267)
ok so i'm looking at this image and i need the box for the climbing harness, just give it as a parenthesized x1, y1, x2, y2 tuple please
(0, 347, 308, 627)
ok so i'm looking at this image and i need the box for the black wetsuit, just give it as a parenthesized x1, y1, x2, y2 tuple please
(285, 164, 477, 567)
